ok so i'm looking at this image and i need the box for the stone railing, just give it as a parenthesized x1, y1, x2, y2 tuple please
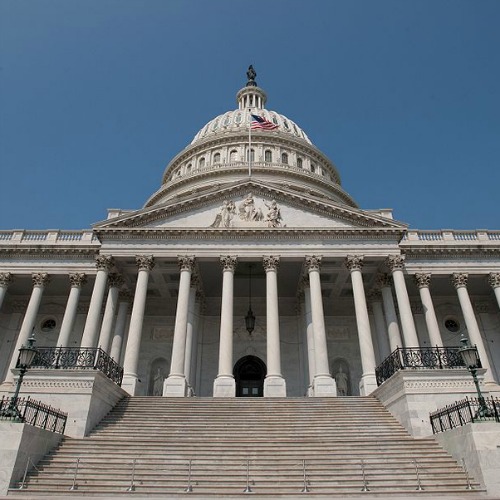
(0, 230, 98, 245)
(401, 229, 500, 243)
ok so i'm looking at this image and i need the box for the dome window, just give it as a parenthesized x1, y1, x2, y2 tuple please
(281, 153, 288, 165)
(230, 150, 238, 162)
(310, 163, 316, 173)
(246, 149, 255, 162)
(199, 157, 205, 168)
(283, 120, 289, 130)
(186, 164, 192, 174)
(297, 157, 303, 168)
(212, 119, 219, 131)
(235, 113, 242, 124)
(265, 150, 272, 163)
(223, 115, 231, 127)
(213, 152, 221, 164)
(271, 114, 278, 125)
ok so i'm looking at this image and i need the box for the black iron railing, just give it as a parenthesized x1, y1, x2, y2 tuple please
(0, 396, 67, 434)
(23, 347, 124, 386)
(430, 396, 500, 433)
(375, 346, 476, 386)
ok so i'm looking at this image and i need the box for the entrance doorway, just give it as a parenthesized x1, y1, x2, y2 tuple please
(233, 355, 266, 397)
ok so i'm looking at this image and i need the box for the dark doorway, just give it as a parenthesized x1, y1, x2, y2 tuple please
(233, 355, 266, 397)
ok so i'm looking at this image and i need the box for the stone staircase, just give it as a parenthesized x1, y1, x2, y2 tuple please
(8, 397, 483, 497)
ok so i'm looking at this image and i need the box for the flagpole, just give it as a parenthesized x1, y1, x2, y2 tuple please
(248, 108, 252, 178)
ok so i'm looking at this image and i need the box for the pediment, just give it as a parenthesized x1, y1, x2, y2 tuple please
(94, 181, 407, 231)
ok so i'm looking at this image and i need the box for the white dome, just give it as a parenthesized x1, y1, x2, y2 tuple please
(191, 108, 312, 145)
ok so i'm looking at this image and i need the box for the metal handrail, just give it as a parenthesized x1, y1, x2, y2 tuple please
(375, 346, 475, 386)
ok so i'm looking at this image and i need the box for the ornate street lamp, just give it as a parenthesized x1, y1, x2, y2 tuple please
(1, 333, 38, 419)
(245, 264, 255, 335)
(458, 334, 492, 418)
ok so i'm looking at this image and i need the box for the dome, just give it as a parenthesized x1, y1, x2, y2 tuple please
(144, 67, 357, 209)
(191, 108, 312, 145)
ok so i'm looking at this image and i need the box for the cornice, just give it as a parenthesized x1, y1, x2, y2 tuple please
(94, 227, 405, 241)
(0, 248, 99, 259)
(402, 247, 500, 259)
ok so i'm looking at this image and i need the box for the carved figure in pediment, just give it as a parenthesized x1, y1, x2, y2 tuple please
(239, 193, 263, 222)
(264, 199, 282, 227)
(210, 200, 236, 228)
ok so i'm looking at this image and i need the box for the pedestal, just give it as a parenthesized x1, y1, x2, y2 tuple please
(213, 375, 235, 397)
(164, 375, 188, 397)
(121, 374, 140, 396)
(264, 375, 286, 397)
(359, 373, 378, 396)
(312, 375, 337, 397)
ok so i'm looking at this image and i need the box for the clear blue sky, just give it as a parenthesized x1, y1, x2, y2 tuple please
(1, 0, 498, 230)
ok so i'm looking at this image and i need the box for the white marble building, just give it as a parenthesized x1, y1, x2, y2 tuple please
(1, 68, 500, 407)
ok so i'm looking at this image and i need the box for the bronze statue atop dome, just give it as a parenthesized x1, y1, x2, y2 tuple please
(246, 65, 257, 87)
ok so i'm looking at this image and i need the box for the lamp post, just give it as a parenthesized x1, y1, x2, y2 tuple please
(1, 334, 38, 420)
(458, 333, 492, 418)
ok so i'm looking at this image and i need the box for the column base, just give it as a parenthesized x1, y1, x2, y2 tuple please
(359, 372, 378, 396)
(164, 375, 188, 397)
(213, 375, 235, 397)
(312, 375, 337, 397)
(264, 375, 286, 397)
(121, 374, 140, 396)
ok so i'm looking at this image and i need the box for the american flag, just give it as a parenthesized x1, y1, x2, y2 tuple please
(251, 114, 279, 130)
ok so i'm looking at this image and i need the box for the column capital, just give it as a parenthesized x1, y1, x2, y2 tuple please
(177, 255, 195, 272)
(32, 272, 50, 287)
(488, 272, 500, 289)
(451, 272, 468, 289)
(219, 255, 237, 272)
(263, 255, 280, 272)
(69, 272, 87, 288)
(414, 273, 432, 289)
(190, 273, 201, 289)
(0, 272, 13, 287)
(108, 273, 124, 288)
(118, 289, 132, 302)
(345, 255, 363, 271)
(376, 273, 392, 288)
(96, 255, 114, 271)
(385, 255, 405, 272)
(305, 255, 322, 272)
(136, 255, 155, 271)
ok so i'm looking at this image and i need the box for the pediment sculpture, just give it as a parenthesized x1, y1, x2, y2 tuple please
(210, 193, 284, 228)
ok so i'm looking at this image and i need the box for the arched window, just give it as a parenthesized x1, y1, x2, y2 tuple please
(230, 150, 238, 162)
(281, 152, 288, 164)
(186, 164, 192, 174)
(213, 152, 221, 164)
(265, 150, 272, 163)
(199, 157, 205, 168)
(246, 149, 255, 162)
(297, 157, 303, 168)
(310, 163, 316, 173)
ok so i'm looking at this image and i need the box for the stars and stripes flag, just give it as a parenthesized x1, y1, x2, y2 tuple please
(250, 114, 279, 130)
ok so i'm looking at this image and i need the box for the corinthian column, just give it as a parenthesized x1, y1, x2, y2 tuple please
(0, 272, 13, 311)
(376, 274, 403, 351)
(57, 273, 87, 348)
(165, 256, 195, 397)
(6, 273, 50, 383)
(263, 256, 286, 397)
(184, 275, 199, 395)
(122, 255, 155, 395)
(98, 273, 124, 353)
(386, 256, 419, 347)
(414, 273, 443, 347)
(452, 273, 495, 384)
(367, 289, 390, 361)
(110, 290, 131, 363)
(489, 273, 500, 310)
(80, 255, 114, 348)
(214, 256, 237, 397)
(306, 256, 336, 397)
(345, 256, 377, 395)
(301, 276, 315, 394)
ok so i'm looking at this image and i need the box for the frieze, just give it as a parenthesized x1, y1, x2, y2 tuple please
(23, 380, 94, 389)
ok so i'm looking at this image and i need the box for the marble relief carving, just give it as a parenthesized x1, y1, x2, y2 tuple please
(210, 193, 284, 228)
